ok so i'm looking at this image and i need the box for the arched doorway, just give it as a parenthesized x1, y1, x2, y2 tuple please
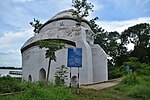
(71, 76, 77, 87)
(28, 75, 32, 82)
(39, 68, 46, 81)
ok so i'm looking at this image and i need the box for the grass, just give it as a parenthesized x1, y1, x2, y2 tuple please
(76, 87, 133, 100)
(0, 82, 133, 100)
(0, 85, 133, 100)
(127, 76, 150, 100)
(1, 75, 150, 100)
(0, 83, 77, 100)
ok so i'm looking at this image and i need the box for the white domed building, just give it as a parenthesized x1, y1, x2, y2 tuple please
(21, 9, 108, 85)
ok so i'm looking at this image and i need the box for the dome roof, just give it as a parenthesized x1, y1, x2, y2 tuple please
(21, 9, 94, 53)
(38, 9, 91, 32)
(51, 9, 75, 20)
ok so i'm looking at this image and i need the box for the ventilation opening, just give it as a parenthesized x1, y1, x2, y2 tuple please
(39, 68, 46, 81)
(28, 75, 32, 82)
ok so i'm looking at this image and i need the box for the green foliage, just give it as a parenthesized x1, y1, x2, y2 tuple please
(37, 39, 65, 61)
(108, 75, 150, 100)
(91, 18, 108, 49)
(89, 17, 106, 39)
(121, 58, 141, 73)
(128, 85, 150, 100)
(94, 23, 150, 67)
(0, 75, 24, 93)
(108, 66, 123, 79)
(1, 82, 76, 100)
(54, 65, 68, 86)
(120, 57, 150, 76)
(72, 0, 94, 24)
(121, 23, 150, 46)
(23, 83, 76, 100)
(136, 63, 150, 76)
(119, 69, 150, 99)
(109, 57, 150, 79)
(30, 18, 42, 35)
(95, 30, 127, 66)
(127, 76, 150, 100)
(121, 70, 138, 85)
(121, 23, 150, 64)
(2, 76, 150, 100)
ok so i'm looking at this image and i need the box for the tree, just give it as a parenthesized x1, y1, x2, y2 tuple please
(115, 43, 128, 67)
(72, 0, 94, 24)
(89, 17, 108, 52)
(95, 30, 125, 66)
(30, 18, 42, 35)
(89, 16, 129, 66)
(37, 39, 65, 85)
(121, 23, 150, 63)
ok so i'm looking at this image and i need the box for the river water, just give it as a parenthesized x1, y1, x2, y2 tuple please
(0, 69, 22, 77)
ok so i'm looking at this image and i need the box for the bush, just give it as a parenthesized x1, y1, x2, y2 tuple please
(54, 65, 68, 86)
(0, 75, 24, 93)
(136, 63, 150, 76)
(118, 57, 150, 77)
(108, 67, 123, 79)
(121, 70, 138, 85)
(127, 76, 150, 100)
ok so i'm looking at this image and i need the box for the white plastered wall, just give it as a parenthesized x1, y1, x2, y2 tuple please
(91, 44, 108, 83)
(22, 15, 108, 85)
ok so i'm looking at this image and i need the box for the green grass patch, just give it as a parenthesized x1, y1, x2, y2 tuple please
(127, 76, 150, 100)
(0, 83, 76, 100)
(1, 75, 150, 100)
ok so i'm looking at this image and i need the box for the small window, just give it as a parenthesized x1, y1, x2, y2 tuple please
(28, 75, 32, 82)
(39, 68, 46, 81)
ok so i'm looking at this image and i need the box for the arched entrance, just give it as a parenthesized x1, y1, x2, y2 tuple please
(71, 76, 77, 87)
(39, 68, 46, 81)
(28, 75, 32, 82)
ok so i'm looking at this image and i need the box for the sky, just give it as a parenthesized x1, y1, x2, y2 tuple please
(0, 0, 150, 67)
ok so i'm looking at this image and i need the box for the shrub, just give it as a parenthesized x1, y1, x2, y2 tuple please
(128, 76, 150, 100)
(119, 57, 150, 76)
(121, 70, 138, 85)
(54, 65, 68, 86)
(108, 67, 123, 79)
(136, 63, 150, 76)
(0, 75, 24, 93)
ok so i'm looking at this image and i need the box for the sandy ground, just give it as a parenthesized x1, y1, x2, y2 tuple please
(80, 78, 121, 90)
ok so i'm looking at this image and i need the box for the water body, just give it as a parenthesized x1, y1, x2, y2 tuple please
(0, 69, 22, 77)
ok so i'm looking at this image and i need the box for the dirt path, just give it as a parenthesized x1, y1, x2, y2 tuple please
(80, 78, 121, 90)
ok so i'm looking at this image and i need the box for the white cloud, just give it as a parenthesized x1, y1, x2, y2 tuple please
(0, 28, 33, 67)
(97, 17, 150, 33)
(0, 28, 33, 49)
(0, 50, 18, 55)
(97, 17, 150, 51)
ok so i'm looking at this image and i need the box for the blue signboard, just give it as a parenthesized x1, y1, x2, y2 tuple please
(67, 48, 82, 67)
(126, 66, 130, 71)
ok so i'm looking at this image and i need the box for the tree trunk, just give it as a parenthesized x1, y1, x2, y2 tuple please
(46, 58, 51, 85)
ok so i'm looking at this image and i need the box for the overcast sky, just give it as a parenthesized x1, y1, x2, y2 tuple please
(0, 0, 150, 67)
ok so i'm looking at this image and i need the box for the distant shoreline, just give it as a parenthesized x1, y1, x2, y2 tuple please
(0, 67, 22, 70)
